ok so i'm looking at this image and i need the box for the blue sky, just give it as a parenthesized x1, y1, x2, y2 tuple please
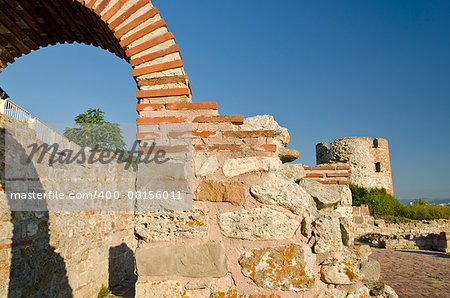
(1, 0, 449, 201)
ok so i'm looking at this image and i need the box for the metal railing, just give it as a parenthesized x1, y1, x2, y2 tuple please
(0, 99, 31, 122)
(1, 99, 83, 152)
(29, 117, 53, 145)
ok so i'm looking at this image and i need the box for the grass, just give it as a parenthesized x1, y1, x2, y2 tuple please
(351, 184, 450, 221)
(428, 275, 441, 280)
(97, 285, 110, 298)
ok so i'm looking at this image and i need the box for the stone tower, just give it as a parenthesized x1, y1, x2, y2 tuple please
(316, 137, 393, 195)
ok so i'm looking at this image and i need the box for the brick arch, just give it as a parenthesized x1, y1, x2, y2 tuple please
(0, 0, 191, 105)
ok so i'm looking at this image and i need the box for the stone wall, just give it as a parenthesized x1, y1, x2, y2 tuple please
(0, 112, 399, 297)
(0, 115, 136, 297)
(0, 1, 401, 297)
(353, 205, 375, 232)
(354, 206, 450, 252)
(316, 137, 394, 195)
(133, 115, 396, 297)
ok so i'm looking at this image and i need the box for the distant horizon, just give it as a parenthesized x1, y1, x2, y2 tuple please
(400, 197, 450, 204)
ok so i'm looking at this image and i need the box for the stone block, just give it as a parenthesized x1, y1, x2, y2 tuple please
(218, 208, 299, 240)
(197, 180, 246, 206)
(343, 245, 372, 267)
(383, 285, 399, 298)
(239, 243, 316, 291)
(364, 281, 386, 296)
(301, 217, 313, 238)
(250, 177, 317, 217)
(135, 208, 208, 242)
(211, 290, 281, 298)
(313, 215, 344, 253)
(279, 148, 299, 163)
(135, 280, 189, 297)
(276, 164, 305, 182)
(223, 157, 280, 178)
(298, 180, 341, 210)
(317, 288, 347, 298)
(346, 285, 370, 297)
(136, 242, 227, 278)
(240, 115, 290, 147)
(340, 217, 355, 246)
(194, 155, 219, 177)
(360, 259, 380, 282)
(321, 260, 361, 285)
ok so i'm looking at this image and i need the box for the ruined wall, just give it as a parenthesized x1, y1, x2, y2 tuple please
(354, 206, 450, 237)
(0, 112, 397, 297)
(0, 0, 399, 295)
(132, 114, 394, 298)
(0, 115, 136, 297)
(316, 137, 394, 195)
(353, 206, 450, 252)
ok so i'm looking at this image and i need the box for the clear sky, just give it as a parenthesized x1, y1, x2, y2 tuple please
(1, 0, 449, 201)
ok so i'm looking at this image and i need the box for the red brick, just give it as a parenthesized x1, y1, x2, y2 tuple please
(108, 0, 148, 31)
(136, 132, 161, 140)
(120, 19, 166, 48)
(223, 130, 274, 138)
(337, 166, 351, 170)
(304, 166, 337, 171)
(193, 115, 244, 124)
(114, 7, 159, 39)
(136, 116, 187, 124)
(193, 131, 217, 138)
(126, 32, 174, 57)
(318, 180, 338, 184)
(101, 0, 124, 23)
(253, 144, 277, 152)
(94, 0, 111, 15)
(326, 173, 351, 177)
(132, 60, 184, 77)
(305, 173, 323, 178)
(136, 88, 190, 98)
(85, 0, 96, 10)
(167, 131, 192, 138)
(131, 45, 180, 67)
(137, 74, 186, 87)
(136, 103, 164, 111)
(338, 181, 351, 185)
(166, 102, 218, 110)
(194, 145, 242, 152)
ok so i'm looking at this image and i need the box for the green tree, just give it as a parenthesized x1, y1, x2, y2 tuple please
(64, 108, 126, 152)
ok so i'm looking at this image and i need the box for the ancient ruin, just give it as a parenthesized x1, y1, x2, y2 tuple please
(0, 1, 400, 297)
(317, 138, 394, 195)
(354, 205, 450, 252)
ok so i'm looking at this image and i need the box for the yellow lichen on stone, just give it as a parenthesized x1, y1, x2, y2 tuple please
(239, 243, 316, 291)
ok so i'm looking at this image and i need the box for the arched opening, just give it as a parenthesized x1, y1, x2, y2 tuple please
(0, 1, 193, 296)
(0, 0, 126, 68)
(0, 0, 191, 104)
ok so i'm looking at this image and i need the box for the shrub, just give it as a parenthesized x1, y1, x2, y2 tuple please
(97, 285, 110, 298)
(350, 184, 450, 221)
